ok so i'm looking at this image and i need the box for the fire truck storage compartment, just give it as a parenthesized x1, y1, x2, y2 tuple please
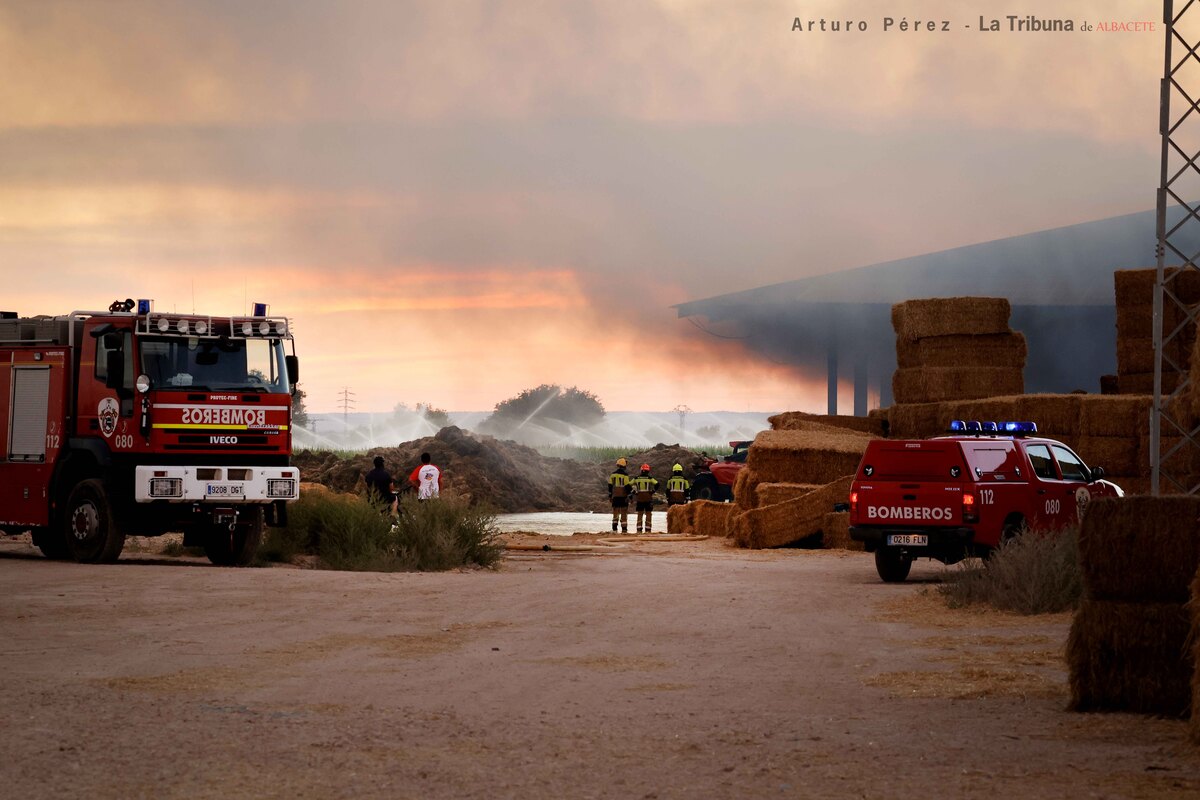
(9, 366, 49, 462)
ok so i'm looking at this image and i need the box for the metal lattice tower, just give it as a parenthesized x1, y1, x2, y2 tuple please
(1154, 0, 1200, 493)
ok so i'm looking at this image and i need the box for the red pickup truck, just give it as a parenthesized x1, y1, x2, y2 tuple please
(849, 421, 1123, 582)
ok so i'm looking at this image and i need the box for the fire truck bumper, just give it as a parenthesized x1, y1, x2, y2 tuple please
(849, 525, 976, 553)
(134, 466, 300, 503)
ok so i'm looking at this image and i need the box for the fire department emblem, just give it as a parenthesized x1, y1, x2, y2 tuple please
(97, 398, 119, 438)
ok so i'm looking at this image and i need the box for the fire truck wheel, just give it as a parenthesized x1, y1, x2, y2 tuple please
(874, 548, 912, 583)
(64, 480, 126, 564)
(204, 508, 264, 567)
(32, 527, 71, 560)
(691, 474, 716, 501)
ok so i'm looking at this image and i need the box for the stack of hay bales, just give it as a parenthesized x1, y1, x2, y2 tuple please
(768, 411, 884, 437)
(1069, 496, 1200, 717)
(891, 297, 1026, 404)
(1114, 268, 1200, 394)
(666, 503, 696, 534)
(730, 477, 856, 549)
(689, 500, 735, 538)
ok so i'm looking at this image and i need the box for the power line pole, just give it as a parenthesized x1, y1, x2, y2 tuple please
(1153, 0, 1200, 494)
(338, 387, 356, 424)
(672, 404, 692, 437)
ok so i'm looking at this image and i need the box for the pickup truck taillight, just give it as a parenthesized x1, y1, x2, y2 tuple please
(962, 492, 979, 524)
(849, 491, 858, 517)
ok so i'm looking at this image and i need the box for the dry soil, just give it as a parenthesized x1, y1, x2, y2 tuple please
(1, 537, 1198, 799)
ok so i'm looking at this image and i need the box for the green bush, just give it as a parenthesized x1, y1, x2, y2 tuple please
(262, 490, 502, 572)
(936, 527, 1082, 615)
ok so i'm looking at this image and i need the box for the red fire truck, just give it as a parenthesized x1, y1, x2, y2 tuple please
(0, 299, 300, 565)
(848, 420, 1123, 582)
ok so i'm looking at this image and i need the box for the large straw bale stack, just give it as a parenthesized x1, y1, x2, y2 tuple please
(732, 468, 761, 510)
(755, 482, 819, 507)
(768, 411, 884, 436)
(892, 367, 1024, 405)
(731, 476, 854, 549)
(1077, 497, 1200, 603)
(666, 503, 695, 534)
(692, 500, 735, 538)
(1111, 476, 1152, 495)
(745, 429, 872, 487)
(887, 402, 946, 439)
(1079, 395, 1150, 438)
(820, 511, 863, 551)
(1068, 599, 1193, 717)
(1190, 572, 1200, 740)
(892, 297, 1012, 341)
(1074, 437, 1139, 477)
(896, 332, 1027, 369)
(1115, 267, 1200, 306)
(1118, 371, 1181, 395)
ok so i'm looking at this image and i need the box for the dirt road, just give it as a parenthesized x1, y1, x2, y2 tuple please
(1, 538, 1198, 799)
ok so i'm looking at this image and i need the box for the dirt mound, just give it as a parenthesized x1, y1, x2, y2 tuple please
(293, 426, 611, 513)
(623, 443, 707, 482)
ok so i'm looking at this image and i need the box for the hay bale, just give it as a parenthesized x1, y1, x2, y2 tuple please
(1075, 436, 1140, 477)
(1079, 395, 1150, 437)
(732, 476, 855, 549)
(1078, 496, 1200, 603)
(692, 500, 734, 538)
(1068, 598, 1192, 717)
(1117, 337, 1157, 376)
(1115, 267, 1200, 307)
(820, 511, 864, 551)
(768, 411, 884, 436)
(666, 503, 695, 534)
(755, 482, 819, 507)
(746, 429, 871, 486)
(1100, 374, 1119, 394)
(1117, 371, 1181, 395)
(895, 332, 1027, 369)
(892, 367, 1024, 404)
(1190, 571, 1200, 740)
(891, 297, 1012, 341)
(732, 468, 761, 510)
(1116, 304, 1155, 340)
(887, 402, 946, 439)
(1108, 476, 1151, 495)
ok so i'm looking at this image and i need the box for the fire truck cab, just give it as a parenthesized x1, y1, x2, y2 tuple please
(0, 299, 300, 565)
(848, 421, 1123, 582)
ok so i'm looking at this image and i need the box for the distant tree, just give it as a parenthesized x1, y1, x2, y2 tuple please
(291, 388, 309, 428)
(695, 424, 720, 441)
(480, 384, 605, 440)
(417, 402, 451, 429)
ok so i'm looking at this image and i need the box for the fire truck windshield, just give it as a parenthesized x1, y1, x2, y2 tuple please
(139, 336, 290, 393)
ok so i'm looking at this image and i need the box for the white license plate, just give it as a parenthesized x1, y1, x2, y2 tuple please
(887, 534, 928, 546)
(206, 483, 245, 497)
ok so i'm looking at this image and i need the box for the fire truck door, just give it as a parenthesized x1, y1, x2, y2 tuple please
(1023, 443, 1074, 530)
(0, 362, 60, 527)
(1050, 445, 1095, 524)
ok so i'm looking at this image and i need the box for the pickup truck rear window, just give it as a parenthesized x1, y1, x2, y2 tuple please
(961, 444, 1020, 476)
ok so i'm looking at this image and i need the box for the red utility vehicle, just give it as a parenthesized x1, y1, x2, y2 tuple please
(848, 421, 1122, 582)
(0, 299, 300, 565)
(690, 440, 752, 502)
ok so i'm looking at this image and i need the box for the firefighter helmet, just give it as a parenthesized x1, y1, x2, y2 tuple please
(616, 458, 627, 467)
(672, 463, 683, 473)
(640, 463, 650, 472)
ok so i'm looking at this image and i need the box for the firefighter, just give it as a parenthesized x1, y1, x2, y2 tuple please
(665, 463, 690, 506)
(631, 463, 659, 533)
(608, 457, 631, 533)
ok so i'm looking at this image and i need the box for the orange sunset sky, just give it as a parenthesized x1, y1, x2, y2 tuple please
(0, 1, 1165, 412)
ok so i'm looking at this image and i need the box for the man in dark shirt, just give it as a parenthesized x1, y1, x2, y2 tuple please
(364, 456, 397, 516)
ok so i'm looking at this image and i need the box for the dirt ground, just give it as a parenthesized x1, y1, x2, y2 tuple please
(2, 536, 1198, 799)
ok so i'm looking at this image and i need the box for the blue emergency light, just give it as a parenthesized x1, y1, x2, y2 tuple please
(1003, 421, 1038, 433)
(252, 302, 269, 317)
(965, 421, 982, 432)
(950, 419, 1038, 435)
(981, 421, 998, 432)
(137, 298, 153, 315)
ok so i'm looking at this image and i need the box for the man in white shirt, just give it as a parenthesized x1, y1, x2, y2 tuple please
(408, 452, 441, 500)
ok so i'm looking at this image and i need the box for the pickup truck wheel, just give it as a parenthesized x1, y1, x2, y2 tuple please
(874, 548, 913, 583)
(64, 479, 125, 564)
(691, 474, 716, 502)
(204, 507, 264, 567)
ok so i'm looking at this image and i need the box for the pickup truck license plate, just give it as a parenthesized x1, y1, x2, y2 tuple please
(887, 534, 928, 546)
(206, 483, 245, 497)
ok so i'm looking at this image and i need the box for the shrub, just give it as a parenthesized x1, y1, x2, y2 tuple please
(262, 491, 502, 572)
(937, 527, 1082, 615)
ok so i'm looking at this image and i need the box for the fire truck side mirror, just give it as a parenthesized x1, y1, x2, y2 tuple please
(105, 350, 124, 390)
(285, 355, 299, 390)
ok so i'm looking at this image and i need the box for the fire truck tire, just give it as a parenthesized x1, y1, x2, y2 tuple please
(204, 508, 264, 567)
(874, 548, 912, 583)
(64, 480, 126, 564)
(32, 527, 71, 560)
(691, 474, 716, 502)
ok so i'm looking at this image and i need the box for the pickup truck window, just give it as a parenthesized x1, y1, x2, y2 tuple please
(1024, 444, 1058, 480)
(1051, 445, 1089, 481)
(866, 445, 963, 479)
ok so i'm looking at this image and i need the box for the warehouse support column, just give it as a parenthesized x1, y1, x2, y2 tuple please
(853, 351, 868, 417)
(827, 333, 838, 416)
